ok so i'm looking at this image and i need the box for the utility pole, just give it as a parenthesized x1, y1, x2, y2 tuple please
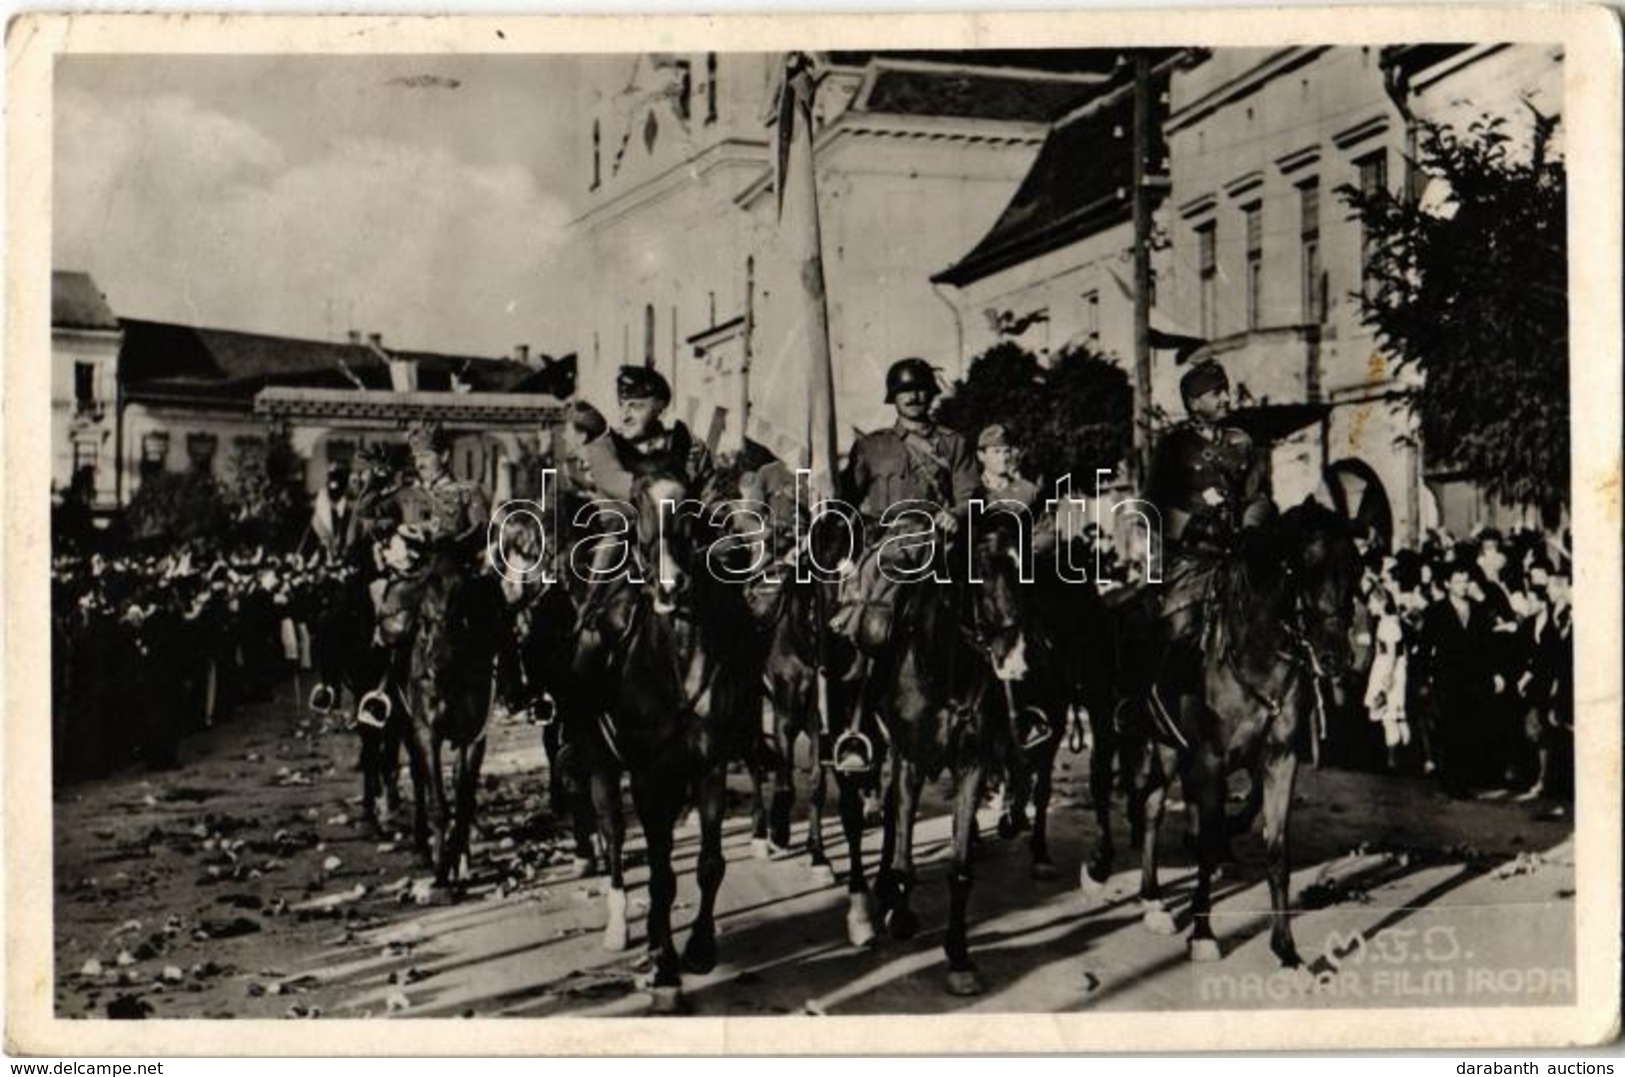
(1131, 50, 1155, 487)
(736, 255, 754, 455)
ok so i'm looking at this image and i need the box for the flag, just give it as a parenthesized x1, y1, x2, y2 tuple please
(752, 52, 839, 499)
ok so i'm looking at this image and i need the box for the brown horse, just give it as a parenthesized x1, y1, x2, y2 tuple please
(1120, 499, 1358, 965)
(573, 479, 764, 1013)
(852, 516, 1035, 995)
(399, 545, 505, 890)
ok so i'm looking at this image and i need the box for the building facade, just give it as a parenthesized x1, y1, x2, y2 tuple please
(570, 51, 1116, 455)
(51, 272, 123, 510)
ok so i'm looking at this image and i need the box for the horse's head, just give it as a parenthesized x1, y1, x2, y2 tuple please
(962, 512, 1034, 684)
(1278, 497, 1361, 703)
(632, 475, 704, 615)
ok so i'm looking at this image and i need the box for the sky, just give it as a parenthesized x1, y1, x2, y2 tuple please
(55, 55, 594, 359)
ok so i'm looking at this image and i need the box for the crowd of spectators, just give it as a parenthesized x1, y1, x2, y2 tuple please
(1355, 524, 1573, 817)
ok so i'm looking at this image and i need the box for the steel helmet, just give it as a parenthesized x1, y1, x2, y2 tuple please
(885, 357, 939, 403)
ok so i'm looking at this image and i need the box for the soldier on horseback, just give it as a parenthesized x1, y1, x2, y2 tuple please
(828, 357, 979, 771)
(1143, 358, 1275, 747)
(355, 422, 492, 729)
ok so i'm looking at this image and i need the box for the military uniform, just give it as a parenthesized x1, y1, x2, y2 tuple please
(841, 421, 978, 525)
(584, 420, 714, 503)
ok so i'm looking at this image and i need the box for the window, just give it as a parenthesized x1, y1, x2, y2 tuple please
(1299, 179, 1325, 324)
(1243, 202, 1263, 330)
(72, 440, 98, 476)
(186, 432, 218, 472)
(1356, 151, 1388, 295)
(1197, 221, 1218, 339)
(140, 431, 170, 474)
(643, 304, 657, 367)
(1082, 290, 1101, 347)
(676, 61, 693, 123)
(705, 53, 718, 124)
(74, 362, 96, 409)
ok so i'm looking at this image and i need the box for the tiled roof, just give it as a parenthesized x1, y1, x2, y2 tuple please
(862, 67, 1104, 124)
(118, 318, 534, 406)
(52, 271, 119, 331)
(934, 59, 1176, 287)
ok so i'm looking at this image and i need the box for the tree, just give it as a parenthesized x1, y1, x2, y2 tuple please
(937, 340, 1132, 486)
(125, 469, 233, 545)
(224, 429, 310, 548)
(1341, 112, 1567, 516)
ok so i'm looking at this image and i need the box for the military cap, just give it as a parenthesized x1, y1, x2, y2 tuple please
(977, 423, 1014, 450)
(885, 357, 939, 402)
(406, 421, 452, 455)
(617, 365, 671, 404)
(1179, 359, 1230, 402)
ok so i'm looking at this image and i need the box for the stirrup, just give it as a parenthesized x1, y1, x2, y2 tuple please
(1018, 708, 1054, 751)
(356, 689, 392, 730)
(308, 683, 337, 715)
(830, 730, 875, 774)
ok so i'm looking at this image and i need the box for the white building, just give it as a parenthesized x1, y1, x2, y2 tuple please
(569, 51, 1117, 455)
(51, 272, 123, 509)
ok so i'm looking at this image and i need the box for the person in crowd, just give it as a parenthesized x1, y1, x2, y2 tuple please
(1415, 559, 1507, 797)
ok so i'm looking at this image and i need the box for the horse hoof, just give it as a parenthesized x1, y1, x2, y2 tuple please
(847, 894, 877, 949)
(1031, 860, 1060, 881)
(884, 907, 918, 941)
(1189, 937, 1222, 963)
(810, 863, 838, 887)
(647, 986, 685, 1015)
(1079, 866, 1108, 898)
(682, 936, 717, 975)
(1142, 907, 1177, 936)
(945, 969, 985, 997)
(996, 814, 1021, 840)
(751, 838, 772, 861)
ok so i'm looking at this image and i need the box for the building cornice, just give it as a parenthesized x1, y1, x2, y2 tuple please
(1166, 46, 1332, 135)
(572, 137, 770, 233)
(733, 112, 1047, 210)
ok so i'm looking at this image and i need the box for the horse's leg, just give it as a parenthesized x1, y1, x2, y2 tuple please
(427, 733, 453, 888)
(883, 757, 923, 940)
(631, 775, 684, 1013)
(998, 750, 1032, 840)
(1081, 709, 1120, 895)
(1186, 747, 1226, 962)
(591, 764, 629, 952)
(567, 747, 599, 876)
(1028, 738, 1059, 880)
(400, 717, 434, 866)
(447, 735, 486, 886)
(1137, 750, 1177, 936)
(873, 753, 901, 925)
(682, 765, 726, 974)
(1261, 746, 1303, 967)
(835, 770, 875, 947)
(805, 718, 835, 882)
(359, 727, 381, 826)
(944, 761, 985, 995)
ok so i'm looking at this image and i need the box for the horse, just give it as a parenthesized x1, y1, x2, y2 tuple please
(847, 511, 1035, 996)
(571, 477, 765, 1013)
(397, 543, 505, 890)
(1117, 498, 1358, 964)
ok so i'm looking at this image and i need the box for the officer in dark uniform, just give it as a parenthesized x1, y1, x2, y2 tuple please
(356, 422, 492, 728)
(1143, 358, 1274, 745)
(828, 357, 978, 770)
(581, 365, 714, 503)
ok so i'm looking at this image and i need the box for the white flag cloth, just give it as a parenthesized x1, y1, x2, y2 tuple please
(748, 52, 840, 500)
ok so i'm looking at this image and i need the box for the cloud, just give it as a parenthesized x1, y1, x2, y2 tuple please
(55, 87, 579, 356)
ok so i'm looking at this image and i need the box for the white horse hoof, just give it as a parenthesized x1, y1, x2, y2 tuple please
(603, 887, 630, 952)
(1142, 907, 1177, 936)
(846, 894, 877, 949)
(751, 838, 772, 860)
(1032, 860, 1060, 881)
(1189, 938, 1222, 963)
(945, 969, 985, 997)
(810, 863, 838, 887)
(1079, 867, 1107, 899)
(648, 985, 684, 1014)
